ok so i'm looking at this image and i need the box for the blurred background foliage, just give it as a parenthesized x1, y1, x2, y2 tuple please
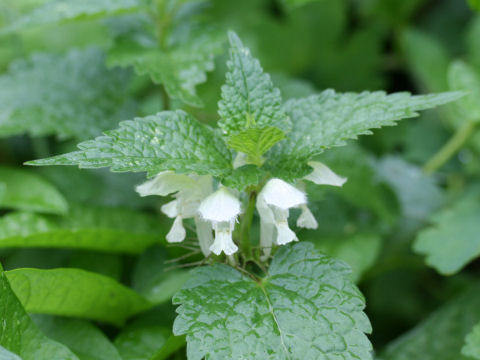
(0, 0, 480, 359)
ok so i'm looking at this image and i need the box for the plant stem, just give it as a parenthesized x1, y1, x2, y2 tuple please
(160, 85, 170, 110)
(423, 120, 477, 174)
(239, 190, 257, 259)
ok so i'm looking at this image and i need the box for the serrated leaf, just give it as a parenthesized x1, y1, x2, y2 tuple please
(108, 30, 224, 107)
(0, 166, 68, 214)
(32, 315, 122, 360)
(227, 126, 285, 164)
(0, 48, 133, 140)
(448, 61, 480, 122)
(0, 264, 79, 360)
(5, 267, 151, 326)
(173, 242, 372, 360)
(218, 32, 290, 134)
(220, 165, 267, 190)
(0, 205, 163, 253)
(414, 192, 480, 275)
(27, 111, 233, 177)
(267, 90, 462, 180)
(463, 321, 480, 359)
(381, 284, 480, 360)
(2, 0, 142, 33)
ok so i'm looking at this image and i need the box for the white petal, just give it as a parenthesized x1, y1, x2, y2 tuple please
(275, 221, 297, 245)
(297, 205, 318, 229)
(304, 161, 347, 187)
(161, 200, 178, 218)
(166, 216, 186, 243)
(194, 216, 213, 256)
(259, 178, 306, 209)
(198, 187, 242, 222)
(136, 171, 196, 197)
(209, 222, 238, 255)
(259, 220, 275, 260)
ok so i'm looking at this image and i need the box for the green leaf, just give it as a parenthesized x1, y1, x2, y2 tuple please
(2, 0, 142, 33)
(381, 284, 480, 360)
(0, 48, 133, 140)
(5, 267, 150, 326)
(132, 246, 190, 304)
(313, 233, 382, 283)
(220, 165, 267, 190)
(0, 166, 68, 214)
(108, 30, 225, 107)
(268, 90, 462, 180)
(227, 126, 285, 164)
(27, 110, 233, 177)
(173, 242, 372, 360)
(0, 206, 163, 253)
(414, 192, 480, 275)
(463, 321, 480, 359)
(218, 32, 290, 135)
(448, 61, 480, 122)
(0, 264, 79, 360)
(32, 315, 122, 360)
(115, 325, 185, 360)
(469, 0, 480, 11)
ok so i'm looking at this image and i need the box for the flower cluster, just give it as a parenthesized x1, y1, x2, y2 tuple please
(136, 162, 346, 257)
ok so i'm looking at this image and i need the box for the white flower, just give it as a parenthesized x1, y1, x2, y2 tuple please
(297, 204, 318, 229)
(257, 179, 307, 256)
(136, 171, 213, 249)
(198, 187, 241, 256)
(303, 161, 347, 187)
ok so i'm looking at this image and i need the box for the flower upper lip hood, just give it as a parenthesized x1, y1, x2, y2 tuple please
(198, 187, 242, 223)
(259, 178, 306, 209)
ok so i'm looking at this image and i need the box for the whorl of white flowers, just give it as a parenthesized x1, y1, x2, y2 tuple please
(136, 161, 345, 257)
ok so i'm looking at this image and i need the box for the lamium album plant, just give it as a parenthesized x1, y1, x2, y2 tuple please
(1, 1, 480, 360)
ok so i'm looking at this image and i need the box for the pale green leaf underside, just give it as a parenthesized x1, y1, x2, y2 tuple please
(218, 32, 290, 134)
(27, 111, 233, 178)
(268, 90, 463, 180)
(1, 0, 141, 33)
(448, 61, 480, 122)
(0, 264, 79, 360)
(108, 31, 224, 107)
(0, 206, 162, 253)
(0, 167, 68, 215)
(414, 193, 480, 275)
(462, 321, 480, 359)
(33, 315, 122, 360)
(381, 284, 480, 360)
(6, 268, 150, 326)
(227, 126, 285, 163)
(0, 48, 133, 140)
(173, 242, 372, 360)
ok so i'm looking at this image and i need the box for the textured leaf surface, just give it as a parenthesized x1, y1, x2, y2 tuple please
(227, 126, 285, 163)
(2, 0, 141, 33)
(218, 32, 290, 134)
(173, 242, 372, 360)
(268, 90, 462, 179)
(6, 268, 150, 325)
(462, 321, 480, 359)
(221, 165, 267, 190)
(27, 111, 232, 177)
(381, 285, 480, 360)
(0, 167, 67, 214)
(108, 31, 224, 107)
(414, 193, 480, 275)
(0, 264, 79, 360)
(0, 48, 133, 139)
(32, 315, 121, 360)
(0, 206, 162, 253)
